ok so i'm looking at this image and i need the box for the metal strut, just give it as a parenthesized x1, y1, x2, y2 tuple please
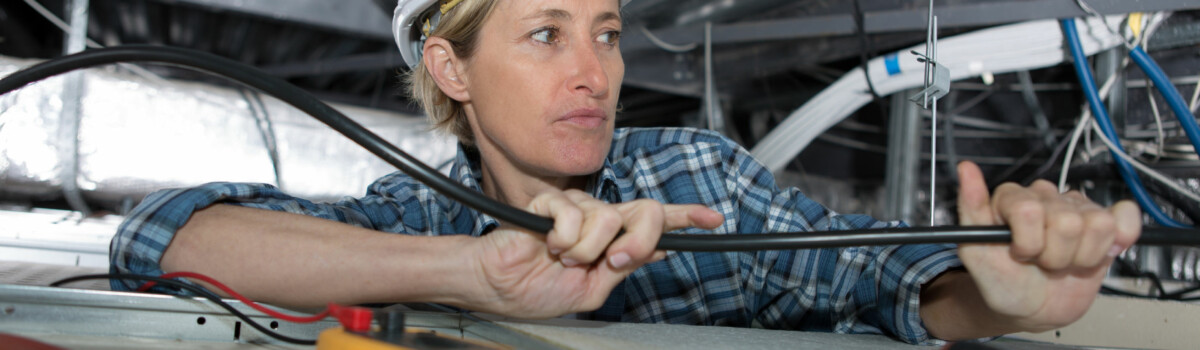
(909, 0, 951, 226)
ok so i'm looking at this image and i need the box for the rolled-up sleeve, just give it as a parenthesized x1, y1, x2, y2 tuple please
(108, 182, 386, 292)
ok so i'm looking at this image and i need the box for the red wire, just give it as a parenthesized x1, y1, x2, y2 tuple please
(136, 271, 332, 323)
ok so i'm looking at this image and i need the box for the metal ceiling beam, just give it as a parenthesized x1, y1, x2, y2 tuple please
(142, 0, 392, 39)
(621, 0, 1200, 52)
(259, 52, 399, 77)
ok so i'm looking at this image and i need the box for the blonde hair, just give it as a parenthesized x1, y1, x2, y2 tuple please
(405, 0, 498, 147)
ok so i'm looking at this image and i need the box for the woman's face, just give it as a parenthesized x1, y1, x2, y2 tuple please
(461, 0, 624, 177)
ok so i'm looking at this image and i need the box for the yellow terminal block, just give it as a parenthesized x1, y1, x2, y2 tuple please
(316, 327, 507, 350)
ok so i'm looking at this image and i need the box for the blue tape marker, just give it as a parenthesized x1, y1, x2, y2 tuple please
(884, 53, 901, 76)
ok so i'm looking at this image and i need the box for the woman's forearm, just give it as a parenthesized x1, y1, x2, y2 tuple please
(919, 270, 1024, 341)
(160, 204, 483, 308)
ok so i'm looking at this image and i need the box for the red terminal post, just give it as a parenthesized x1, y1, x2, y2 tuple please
(329, 304, 373, 333)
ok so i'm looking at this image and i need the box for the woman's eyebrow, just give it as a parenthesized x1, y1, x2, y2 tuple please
(595, 12, 621, 25)
(520, 9, 621, 25)
(522, 8, 571, 22)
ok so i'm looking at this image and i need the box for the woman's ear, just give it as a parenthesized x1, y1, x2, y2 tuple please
(423, 37, 470, 102)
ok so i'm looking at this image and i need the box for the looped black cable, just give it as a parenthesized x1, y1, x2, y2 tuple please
(0, 44, 554, 234)
(1, 45, 1198, 251)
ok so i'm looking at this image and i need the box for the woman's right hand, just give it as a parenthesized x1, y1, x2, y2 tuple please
(461, 189, 723, 318)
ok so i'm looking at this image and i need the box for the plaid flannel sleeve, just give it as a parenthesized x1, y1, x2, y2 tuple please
(108, 180, 407, 292)
(719, 134, 962, 345)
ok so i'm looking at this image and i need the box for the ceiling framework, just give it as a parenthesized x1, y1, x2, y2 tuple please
(0, 0, 1193, 164)
(4, 0, 1197, 122)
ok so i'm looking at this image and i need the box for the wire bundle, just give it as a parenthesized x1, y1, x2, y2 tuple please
(749, 16, 1128, 173)
(1061, 18, 1200, 228)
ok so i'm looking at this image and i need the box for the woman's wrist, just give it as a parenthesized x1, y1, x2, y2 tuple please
(919, 270, 1024, 341)
(395, 234, 491, 309)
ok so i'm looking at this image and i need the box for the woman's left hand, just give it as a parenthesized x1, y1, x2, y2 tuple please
(953, 161, 1142, 333)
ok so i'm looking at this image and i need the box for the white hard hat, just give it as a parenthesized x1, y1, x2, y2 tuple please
(393, 0, 631, 69)
(393, 0, 440, 69)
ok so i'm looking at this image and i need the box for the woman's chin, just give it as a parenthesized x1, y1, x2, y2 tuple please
(547, 143, 609, 176)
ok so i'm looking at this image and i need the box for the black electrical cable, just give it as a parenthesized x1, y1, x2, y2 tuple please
(1021, 131, 1074, 185)
(0, 45, 555, 234)
(237, 87, 283, 189)
(1113, 257, 1170, 297)
(850, 0, 887, 118)
(3, 45, 1200, 251)
(1098, 258, 1200, 301)
(50, 274, 318, 345)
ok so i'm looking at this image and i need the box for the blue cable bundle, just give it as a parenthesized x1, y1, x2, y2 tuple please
(1060, 18, 1200, 228)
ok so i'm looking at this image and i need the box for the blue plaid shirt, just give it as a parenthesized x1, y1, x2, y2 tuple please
(110, 127, 960, 344)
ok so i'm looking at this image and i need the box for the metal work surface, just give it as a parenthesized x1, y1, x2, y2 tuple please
(0, 282, 937, 350)
(0, 283, 561, 349)
(0, 274, 1107, 350)
(0, 284, 341, 345)
(488, 316, 938, 350)
(0, 210, 119, 269)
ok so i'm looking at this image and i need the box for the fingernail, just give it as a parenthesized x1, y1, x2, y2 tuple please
(1118, 206, 1141, 234)
(608, 253, 631, 269)
(1107, 244, 1124, 258)
(561, 258, 578, 267)
(549, 248, 562, 255)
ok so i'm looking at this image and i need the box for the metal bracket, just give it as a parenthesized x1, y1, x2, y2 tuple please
(908, 0, 951, 226)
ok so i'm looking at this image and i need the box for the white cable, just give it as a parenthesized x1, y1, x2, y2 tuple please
(1190, 78, 1200, 114)
(1147, 80, 1165, 163)
(1074, 0, 1136, 50)
(750, 17, 1127, 173)
(1080, 141, 1198, 161)
(22, 0, 163, 83)
(1060, 113, 1092, 192)
(1083, 118, 1094, 163)
(1133, 11, 1170, 164)
(1059, 74, 1119, 192)
(1140, 12, 1172, 49)
(22, 0, 93, 48)
(637, 24, 698, 53)
(1089, 122, 1200, 203)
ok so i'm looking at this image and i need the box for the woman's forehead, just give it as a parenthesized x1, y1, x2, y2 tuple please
(494, 0, 623, 22)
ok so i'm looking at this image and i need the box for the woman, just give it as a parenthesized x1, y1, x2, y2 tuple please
(110, 0, 1142, 344)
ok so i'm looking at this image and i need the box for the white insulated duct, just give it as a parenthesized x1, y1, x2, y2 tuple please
(0, 56, 456, 206)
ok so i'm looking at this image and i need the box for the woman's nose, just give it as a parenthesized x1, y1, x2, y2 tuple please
(567, 42, 610, 98)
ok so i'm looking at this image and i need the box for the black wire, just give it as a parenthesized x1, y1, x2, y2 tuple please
(850, 0, 886, 117)
(50, 273, 318, 345)
(942, 90, 960, 184)
(238, 87, 283, 188)
(0, 45, 555, 234)
(1021, 131, 1075, 185)
(661, 226, 1200, 252)
(3, 45, 1200, 252)
(1114, 257, 1169, 297)
(1100, 257, 1200, 301)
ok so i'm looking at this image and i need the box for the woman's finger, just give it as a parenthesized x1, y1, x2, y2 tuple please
(529, 190, 584, 256)
(558, 190, 623, 267)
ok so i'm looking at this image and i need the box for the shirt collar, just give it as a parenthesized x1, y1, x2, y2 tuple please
(448, 144, 627, 234)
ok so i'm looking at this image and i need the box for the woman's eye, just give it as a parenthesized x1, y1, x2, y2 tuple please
(597, 30, 621, 46)
(531, 27, 559, 44)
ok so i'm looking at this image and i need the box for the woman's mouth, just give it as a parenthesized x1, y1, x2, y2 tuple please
(557, 108, 607, 129)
